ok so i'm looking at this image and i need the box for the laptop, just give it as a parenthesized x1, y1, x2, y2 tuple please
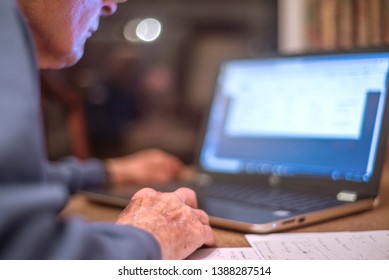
(81, 50, 389, 233)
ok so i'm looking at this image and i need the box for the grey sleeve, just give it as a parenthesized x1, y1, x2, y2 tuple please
(44, 157, 108, 194)
(0, 183, 161, 259)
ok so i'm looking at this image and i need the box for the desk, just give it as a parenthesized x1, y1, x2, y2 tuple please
(61, 164, 389, 248)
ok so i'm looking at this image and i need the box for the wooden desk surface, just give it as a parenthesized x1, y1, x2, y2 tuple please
(62, 163, 389, 248)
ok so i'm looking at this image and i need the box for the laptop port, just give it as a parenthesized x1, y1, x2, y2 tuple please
(282, 219, 295, 225)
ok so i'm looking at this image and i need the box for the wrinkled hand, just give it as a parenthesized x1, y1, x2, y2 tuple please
(115, 187, 216, 259)
(105, 149, 184, 186)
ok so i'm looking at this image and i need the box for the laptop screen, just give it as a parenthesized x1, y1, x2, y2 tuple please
(199, 52, 389, 183)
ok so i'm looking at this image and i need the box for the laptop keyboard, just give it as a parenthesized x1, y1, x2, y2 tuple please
(187, 182, 338, 212)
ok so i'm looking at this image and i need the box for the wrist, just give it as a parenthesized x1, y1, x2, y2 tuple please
(105, 158, 119, 185)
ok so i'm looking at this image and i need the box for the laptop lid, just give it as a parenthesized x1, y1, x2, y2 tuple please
(197, 50, 389, 197)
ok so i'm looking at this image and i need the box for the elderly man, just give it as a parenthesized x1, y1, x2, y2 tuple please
(0, 0, 215, 259)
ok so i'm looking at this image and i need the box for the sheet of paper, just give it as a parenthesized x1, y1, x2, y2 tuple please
(246, 230, 389, 260)
(186, 247, 259, 260)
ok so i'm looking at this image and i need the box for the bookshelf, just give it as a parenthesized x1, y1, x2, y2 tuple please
(278, 0, 389, 54)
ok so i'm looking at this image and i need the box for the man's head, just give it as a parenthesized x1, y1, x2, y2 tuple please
(17, 0, 126, 69)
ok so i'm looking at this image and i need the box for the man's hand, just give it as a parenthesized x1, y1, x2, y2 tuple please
(105, 149, 185, 186)
(115, 187, 216, 259)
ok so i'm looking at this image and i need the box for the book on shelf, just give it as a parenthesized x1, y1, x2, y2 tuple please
(383, 0, 389, 45)
(305, 0, 321, 51)
(337, 0, 354, 49)
(355, 0, 370, 48)
(319, 0, 338, 50)
(369, 0, 382, 46)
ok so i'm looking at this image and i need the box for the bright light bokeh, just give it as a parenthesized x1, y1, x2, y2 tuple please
(124, 18, 162, 43)
(123, 18, 142, 42)
(136, 18, 162, 42)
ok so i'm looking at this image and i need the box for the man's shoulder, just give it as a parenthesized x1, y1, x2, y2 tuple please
(0, 0, 46, 182)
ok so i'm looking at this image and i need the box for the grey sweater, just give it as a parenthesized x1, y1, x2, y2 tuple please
(0, 0, 161, 260)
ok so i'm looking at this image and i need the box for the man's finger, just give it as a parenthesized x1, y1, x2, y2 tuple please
(193, 208, 210, 225)
(202, 224, 216, 247)
(173, 187, 198, 208)
(131, 187, 157, 200)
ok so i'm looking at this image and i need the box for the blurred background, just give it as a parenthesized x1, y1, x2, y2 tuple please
(41, 0, 389, 164)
